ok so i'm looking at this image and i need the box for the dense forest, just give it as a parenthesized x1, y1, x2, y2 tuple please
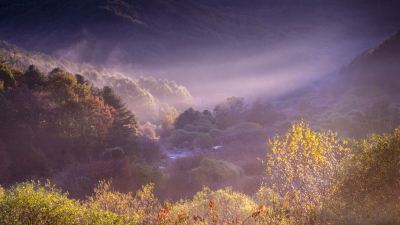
(0, 41, 194, 123)
(1, 29, 400, 224)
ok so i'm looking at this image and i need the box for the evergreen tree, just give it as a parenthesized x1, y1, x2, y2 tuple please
(174, 107, 201, 129)
(75, 74, 90, 86)
(24, 65, 47, 89)
(103, 86, 138, 138)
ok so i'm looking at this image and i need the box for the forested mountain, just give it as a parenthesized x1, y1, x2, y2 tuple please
(1, 0, 400, 84)
(0, 41, 194, 122)
(333, 30, 400, 94)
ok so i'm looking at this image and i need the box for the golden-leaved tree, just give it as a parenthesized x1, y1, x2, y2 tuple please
(327, 128, 400, 224)
(84, 180, 161, 224)
(161, 107, 178, 137)
(266, 121, 350, 224)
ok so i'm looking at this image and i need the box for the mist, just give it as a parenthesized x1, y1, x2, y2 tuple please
(2, 1, 400, 223)
(2, 0, 399, 112)
(110, 29, 386, 110)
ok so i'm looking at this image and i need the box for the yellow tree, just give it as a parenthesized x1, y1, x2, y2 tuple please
(84, 180, 162, 224)
(161, 107, 178, 137)
(267, 121, 350, 224)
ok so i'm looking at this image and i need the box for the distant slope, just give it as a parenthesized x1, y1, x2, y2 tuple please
(1, 0, 399, 68)
(2, 0, 400, 107)
(333, 30, 400, 94)
(0, 0, 243, 65)
(0, 40, 194, 123)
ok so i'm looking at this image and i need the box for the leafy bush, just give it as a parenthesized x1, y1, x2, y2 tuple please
(209, 128, 226, 138)
(131, 162, 166, 191)
(183, 117, 216, 133)
(326, 128, 400, 223)
(161, 154, 206, 201)
(84, 180, 161, 224)
(251, 187, 291, 224)
(52, 159, 134, 199)
(166, 129, 198, 148)
(169, 186, 257, 223)
(191, 158, 245, 183)
(0, 181, 134, 225)
(194, 133, 213, 149)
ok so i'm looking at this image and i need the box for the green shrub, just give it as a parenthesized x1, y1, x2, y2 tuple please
(84, 180, 161, 224)
(194, 133, 213, 149)
(183, 117, 216, 133)
(327, 128, 400, 223)
(0, 64, 14, 88)
(132, 162, 166, 189)
(169, 186, 257, 223)
(191, 158, 245, 183)
(0, 181, 135, 225)
(166, 129, 198, 148)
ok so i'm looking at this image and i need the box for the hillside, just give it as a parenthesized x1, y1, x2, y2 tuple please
(0, 41, 194, 123)
(333, 30, 400, 94)
(1, 0, 400, 73)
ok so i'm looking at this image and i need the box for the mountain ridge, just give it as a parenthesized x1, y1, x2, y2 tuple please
(333, 30, 400, 94)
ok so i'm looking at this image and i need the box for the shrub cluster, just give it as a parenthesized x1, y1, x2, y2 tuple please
(0, 181, 135, 225)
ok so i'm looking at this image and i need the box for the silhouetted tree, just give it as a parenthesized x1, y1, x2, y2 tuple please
(49, 68, 64, 75)
(102, 86, 137, 138)
(24, 65, 47, 89)
(174, 107, 201, 129)
(213, 96, 246, 129)
(75, 74, 90, 86)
